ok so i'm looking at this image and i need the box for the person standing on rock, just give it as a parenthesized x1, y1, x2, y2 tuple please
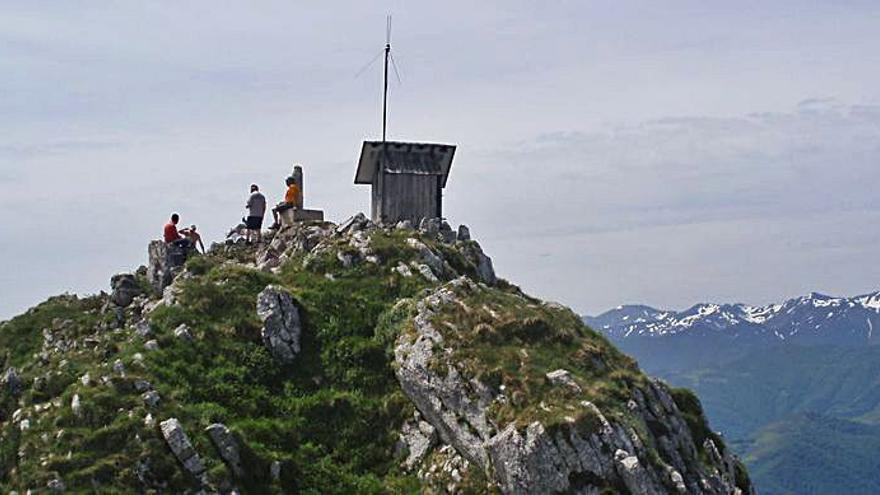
(245, 184, 267, 243)
(163, 213, 192, 250)
(270, 176, 299, 230)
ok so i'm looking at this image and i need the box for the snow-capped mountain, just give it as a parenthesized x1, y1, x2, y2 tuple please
(586, 291, 880, 345)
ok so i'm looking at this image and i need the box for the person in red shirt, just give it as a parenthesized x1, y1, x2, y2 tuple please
(163, 213, 192, 249)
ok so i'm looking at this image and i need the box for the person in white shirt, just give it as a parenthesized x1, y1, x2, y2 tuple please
(245, 184, 267, 243)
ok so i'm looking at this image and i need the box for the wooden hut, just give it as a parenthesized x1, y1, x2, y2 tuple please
(355, 140, 456, 225)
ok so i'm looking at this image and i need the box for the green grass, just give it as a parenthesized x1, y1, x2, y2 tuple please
(0, 227, 743, 493)
(425, 283, 645, 430)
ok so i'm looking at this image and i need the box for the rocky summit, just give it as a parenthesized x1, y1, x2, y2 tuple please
(0, 215, 752, 494)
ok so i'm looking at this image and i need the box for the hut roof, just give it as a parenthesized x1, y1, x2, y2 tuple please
(355, 141, 456, 187)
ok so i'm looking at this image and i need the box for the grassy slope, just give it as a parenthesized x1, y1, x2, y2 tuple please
(0, 228, 744, 493)
(662, 345, 880, 440)
(745, 413, 880, 495)
(640, 345, 880, 493)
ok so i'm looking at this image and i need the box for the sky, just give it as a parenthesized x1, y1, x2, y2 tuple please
(1, 1, 879, 319)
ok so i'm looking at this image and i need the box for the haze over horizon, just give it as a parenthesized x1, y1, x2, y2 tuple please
(2, 1, 880, 320)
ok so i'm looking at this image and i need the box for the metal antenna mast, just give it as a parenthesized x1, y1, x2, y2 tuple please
(383, 15, 391, 142)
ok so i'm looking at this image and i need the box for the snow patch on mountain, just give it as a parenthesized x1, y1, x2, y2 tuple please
(586, 290, 880, 342)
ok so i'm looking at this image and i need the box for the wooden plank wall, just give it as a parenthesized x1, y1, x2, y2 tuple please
(378, 173, 439, 225)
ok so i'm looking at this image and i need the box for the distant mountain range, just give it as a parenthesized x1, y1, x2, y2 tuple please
(585, 291, 880, 372)
(585, 290, 880, 495)
(587, 291, 880, 341)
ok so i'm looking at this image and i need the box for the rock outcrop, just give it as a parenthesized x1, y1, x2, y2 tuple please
(160, 418, 207, 483)
(1, 367, 23, 397)
(256, 285, 302, 364)
(206, 423, 245, 478)
(395, 278, 751, 494)
(109, 273, 142, 307)
(147, 240, 188, 291)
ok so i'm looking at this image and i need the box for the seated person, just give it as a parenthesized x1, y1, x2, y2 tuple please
(179, 224, 206, 254)
(163, 213, 193, 250)
(270, 177, 300, 229)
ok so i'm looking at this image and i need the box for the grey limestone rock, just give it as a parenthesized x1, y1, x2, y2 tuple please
(142, 390, 161, 407)
(257, 286, 302, 364)
(71, 394, 82, 418)
(394, 278, 496, 469)
(134, 380, 152, 392)
(394, 279, 751, 495)
(439, 221, 457, 243)
(415, 263, 440, 283)
(134, 319, 152, 338)
(160, 418, 207, 481)
(406, 238, 446, 277)
(206, 423, 244, 478)
(173, 324, 193, 341)
(46, 478, 66, 492)
(398, 417, 438, 470)
(112, 359, 126, 376)
(147, 240, 190, 292)
(418, 217, 443, 238)
(460, 241, 496, 286)
(545, 369, 582, 393)
(614, 449, 662, 495)
(337, 212, 369, 234)
(2, 367, 23, 396)
(110, 273, 142, 307)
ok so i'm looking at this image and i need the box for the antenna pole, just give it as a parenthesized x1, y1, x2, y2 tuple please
(383, 15, 391, 142)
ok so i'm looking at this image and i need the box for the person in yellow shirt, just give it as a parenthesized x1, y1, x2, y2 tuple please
(270, 176, 300, 229)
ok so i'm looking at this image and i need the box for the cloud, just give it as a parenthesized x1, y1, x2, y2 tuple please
(439, 102, 880, 314)
(0, 137, 122, 159)
(454, 103, 880, 239)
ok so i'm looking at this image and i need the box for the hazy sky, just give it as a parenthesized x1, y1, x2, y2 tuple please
(2, 1, 880, 319)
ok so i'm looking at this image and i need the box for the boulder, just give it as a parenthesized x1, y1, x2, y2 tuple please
(133, 380, 152, 392)
(256, 286, 302, 364)
(109, 273, 141, 307)
(134, 319, 153, 338)
(545, 369, 582, 393)
(173, 324, 193, 341)
(141, 390, 160, 407)
(397, 417, 438, 470)
(406, 238, 445, 277)
(206, 423, 244, 478)
(160, 418, 207, 481)
(459, 241, 497, 285)
(2, 367, 23, 396)
(418, 217, 442, 238)
(614, 449, 659, 495)
(337, 212, 368, 235)
(112, 359, 125, 376)
(71, 394, 82, 418)
(46, 478, 66, 492)
(147, 240, 188, 292)
(456, 225, 471, 242)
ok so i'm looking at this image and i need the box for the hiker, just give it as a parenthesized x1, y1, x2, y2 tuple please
(180, 225, 206, 254)
(163, 213, 193, 249)
(270, 176, 300, 229)
(244, 183, 267, 242)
